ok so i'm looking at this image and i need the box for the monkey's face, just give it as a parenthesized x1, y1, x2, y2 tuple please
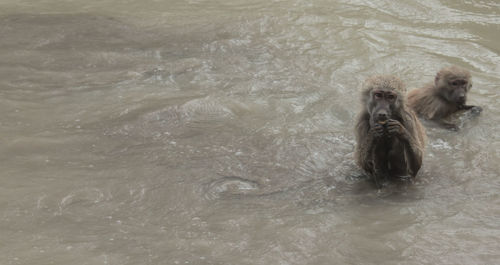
(437, 76, 471, 106)
(368, 89, 399, 127)
(449, 78, 470, 105)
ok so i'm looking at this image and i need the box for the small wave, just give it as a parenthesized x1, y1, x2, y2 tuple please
(180, 98, 235, 128)
(57, 188, 106, 215)
(202, 176, 260, 200)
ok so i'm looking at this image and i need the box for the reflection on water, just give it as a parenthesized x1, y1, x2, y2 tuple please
(0, 0, 499, 264)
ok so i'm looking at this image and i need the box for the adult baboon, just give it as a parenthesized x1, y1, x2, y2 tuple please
(355, 75, 426, 187)
(407, 66, 482, 129)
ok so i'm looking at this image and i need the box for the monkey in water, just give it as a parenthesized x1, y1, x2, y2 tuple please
(355, 75, 426, 188)
(407, 66, 482, 129)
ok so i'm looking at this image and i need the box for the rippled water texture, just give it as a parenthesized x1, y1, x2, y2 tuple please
(1, 0, 499, 264)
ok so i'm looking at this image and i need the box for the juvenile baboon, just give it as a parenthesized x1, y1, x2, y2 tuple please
(355, 75, 426, 188)
(407, 66, 482, 129)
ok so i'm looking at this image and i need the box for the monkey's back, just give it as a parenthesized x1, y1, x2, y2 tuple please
(407, 84, 455, 120)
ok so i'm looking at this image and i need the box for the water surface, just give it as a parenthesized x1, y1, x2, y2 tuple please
(1, 0, 499, 264)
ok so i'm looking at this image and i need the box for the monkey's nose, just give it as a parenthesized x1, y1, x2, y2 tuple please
(377, 112, 388, 121)
(458, 96, 466, 104)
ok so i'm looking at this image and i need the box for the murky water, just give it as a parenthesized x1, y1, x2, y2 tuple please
(1, 0, 499, 264)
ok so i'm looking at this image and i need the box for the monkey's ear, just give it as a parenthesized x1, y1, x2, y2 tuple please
(434, 75, 440, 86)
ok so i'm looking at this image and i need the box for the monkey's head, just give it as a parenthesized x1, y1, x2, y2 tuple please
(435, 66, 472, 106)
(362, 75, 406, 127)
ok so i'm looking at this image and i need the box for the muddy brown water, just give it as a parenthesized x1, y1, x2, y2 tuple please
(1, 0, 499, 264)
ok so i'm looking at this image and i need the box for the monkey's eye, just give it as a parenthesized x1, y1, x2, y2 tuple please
(387, 94, 396, 101)
(374, 92, 383, 99)
(451, 80, 466, 86)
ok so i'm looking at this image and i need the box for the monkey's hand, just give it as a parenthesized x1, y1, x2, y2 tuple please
(469, 105, 483, 115)
(386, 119, 408, 139)
(370, 123, 385, 138)
(459, 104, 483, 114)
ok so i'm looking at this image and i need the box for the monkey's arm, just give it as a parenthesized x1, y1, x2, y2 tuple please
(386, 120, 423, 177)
(459, 105, 483, 116)
(403, 137, 423, 177)
(355, 119, 379, 175)
(442, 105, 483, 130)
(459, 104, 481, 110)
